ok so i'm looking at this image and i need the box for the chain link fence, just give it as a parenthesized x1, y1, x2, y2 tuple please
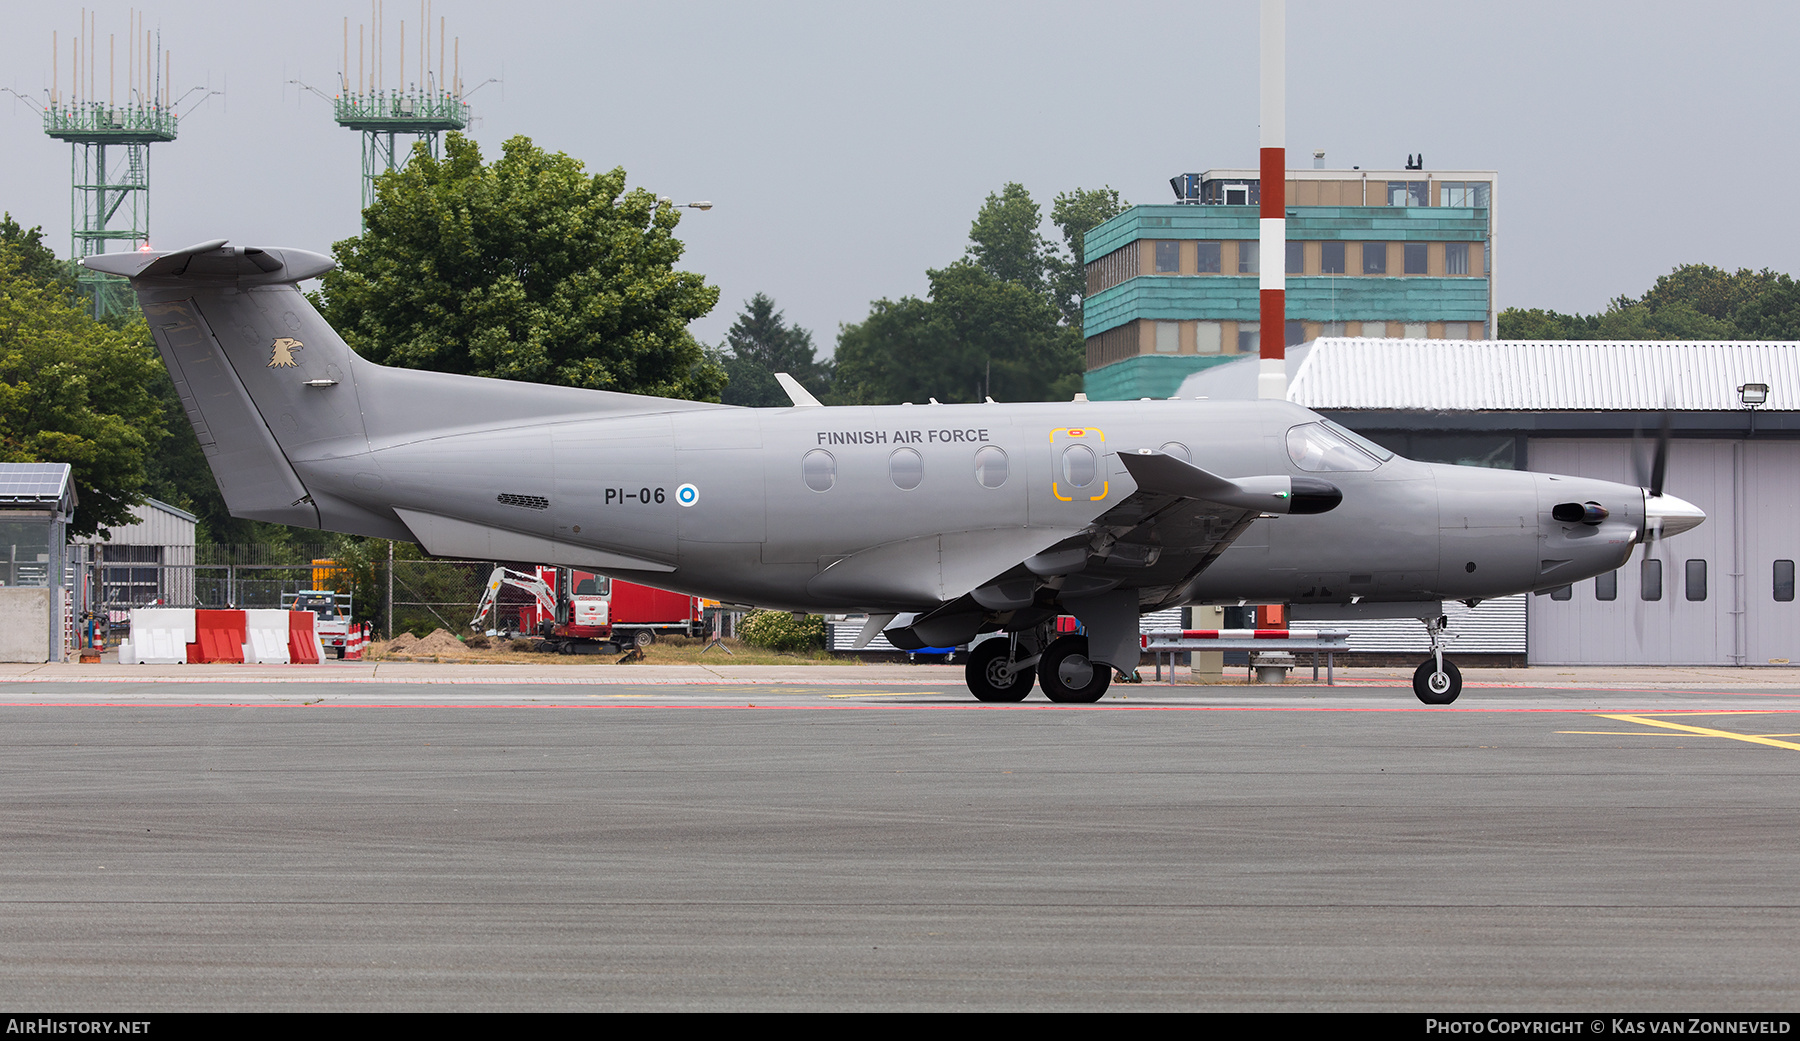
(76, 544, 538, 640)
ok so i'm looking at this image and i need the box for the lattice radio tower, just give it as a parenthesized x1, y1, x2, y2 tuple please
(41, 10, 182, 320)
(323, 2, 474, 226)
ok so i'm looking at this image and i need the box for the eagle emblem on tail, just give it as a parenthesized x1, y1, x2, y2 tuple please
(268, 337, 304, 367)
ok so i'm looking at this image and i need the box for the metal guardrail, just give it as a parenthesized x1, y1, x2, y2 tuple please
(334, 90, 469, 130)
(1141, 628, 1352, 684)
(43, 103, 179, 140)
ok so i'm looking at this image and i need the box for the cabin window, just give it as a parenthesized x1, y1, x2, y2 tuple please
(888, 448, 923, 491)
(802, 449, 836, 492)
(974, 446, 1009, 489)
(1061, 444, 1099, 489)
(1159, 442, 1191, 463)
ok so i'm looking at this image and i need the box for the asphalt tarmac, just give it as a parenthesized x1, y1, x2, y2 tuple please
(3, 673, 1798, 1011)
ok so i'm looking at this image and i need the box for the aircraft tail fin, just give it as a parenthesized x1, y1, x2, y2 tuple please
(88, 240, 727, 539)
(87, 242, 367, 531)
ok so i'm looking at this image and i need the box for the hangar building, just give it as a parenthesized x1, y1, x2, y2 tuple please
(1181, 338, 1800, 666)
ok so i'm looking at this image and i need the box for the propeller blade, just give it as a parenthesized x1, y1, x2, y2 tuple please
(1649, 408, 1671, 498)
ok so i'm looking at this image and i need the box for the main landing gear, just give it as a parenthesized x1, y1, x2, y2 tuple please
(964, 633, 1112, 704)
(967, 637, 1033, 702)
(1412, 614, 1463, 705)
(1037, 635, 1110, 703)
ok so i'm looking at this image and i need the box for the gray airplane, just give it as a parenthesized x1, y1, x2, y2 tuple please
(86, 241, 1705, 704)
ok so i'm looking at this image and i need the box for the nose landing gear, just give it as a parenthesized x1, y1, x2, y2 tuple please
(1412, 614, 1463, 704)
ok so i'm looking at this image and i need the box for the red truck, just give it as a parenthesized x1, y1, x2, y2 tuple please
(474, 566, 704, 653)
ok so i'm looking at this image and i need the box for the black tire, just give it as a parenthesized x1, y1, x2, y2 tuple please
(966, 638, 1032, 702)
(1038, 635, 1111, 704)
(632, 629, 655, 649)
(1413, 658, 1463, 704)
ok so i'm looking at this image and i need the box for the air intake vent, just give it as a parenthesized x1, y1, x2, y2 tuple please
(497, 493, 549, 511)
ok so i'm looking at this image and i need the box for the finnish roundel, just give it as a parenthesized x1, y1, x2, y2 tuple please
(676, 483, 699, 507)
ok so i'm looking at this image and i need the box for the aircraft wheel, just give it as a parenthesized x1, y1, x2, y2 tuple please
(966, 639, 1032, 702)
(1038, 636, 1110, 703)
(1413, 658, 1462, 705)
(633, 629, 655, 649)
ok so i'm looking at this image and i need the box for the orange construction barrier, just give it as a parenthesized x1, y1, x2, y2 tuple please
(287, 611, 321, 664)
(188, 609, 247, 663)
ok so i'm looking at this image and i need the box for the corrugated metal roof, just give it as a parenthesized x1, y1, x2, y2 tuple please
(0, 462, 73, 505)
(1287, 338, 1800, 412)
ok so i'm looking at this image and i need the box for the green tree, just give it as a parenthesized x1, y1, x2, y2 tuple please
(1047, 186, 1129, 329)
(0, 213, 75, 294)
(319, 133, 725, 400)
(1731, 274, 1800, 340)
(1502, 262, 1800, 342)
(966, 183, 1050, 295)
(835, 183, 1093, 405)
(833, 262, 1082, 405)
(1496, 307, 1592, 340)
(0, 250, 165, 537)
(719, 293, 832, 407)
(1639, 264, 1778, 323)
(737, 609, 826, 652)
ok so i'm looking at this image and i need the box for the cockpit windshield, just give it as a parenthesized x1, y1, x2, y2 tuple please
(1286, 421, 1390, 472)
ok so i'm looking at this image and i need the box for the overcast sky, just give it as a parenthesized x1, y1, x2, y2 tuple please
(3, 1, 1796, 352)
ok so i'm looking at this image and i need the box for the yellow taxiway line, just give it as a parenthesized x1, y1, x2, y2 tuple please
(1594, 712, 1800, 752)
(823, 691, 931, 699)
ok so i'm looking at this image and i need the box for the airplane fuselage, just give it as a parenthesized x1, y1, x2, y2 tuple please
(340, 397, 1644, 613)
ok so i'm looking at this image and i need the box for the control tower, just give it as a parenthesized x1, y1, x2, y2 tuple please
(42, 12, 179, 319)
(332, 7, 471, 222)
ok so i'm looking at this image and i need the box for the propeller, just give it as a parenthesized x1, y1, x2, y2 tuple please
(1626, 399, 1707, 655)
(1632, 408, 1673, 558)
(1632, 407, 1706, 560)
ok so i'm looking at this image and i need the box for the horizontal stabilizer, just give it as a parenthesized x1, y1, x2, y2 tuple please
(81, 241, 333, 285)
(1119, 449, 1341, 515)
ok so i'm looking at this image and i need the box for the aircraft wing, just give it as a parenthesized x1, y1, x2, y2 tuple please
(1012, 474, 1263, 613)
(887, 450, 1341, 644)
(1074, 449, 1341, 610)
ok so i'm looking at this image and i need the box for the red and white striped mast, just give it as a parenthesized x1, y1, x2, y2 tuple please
(1257, 0, 1287, 400)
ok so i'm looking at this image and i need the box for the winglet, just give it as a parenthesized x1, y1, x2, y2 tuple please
(774, 372, 824, 407)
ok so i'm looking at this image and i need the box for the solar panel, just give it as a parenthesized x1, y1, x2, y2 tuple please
(0, 463, 73, 504)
